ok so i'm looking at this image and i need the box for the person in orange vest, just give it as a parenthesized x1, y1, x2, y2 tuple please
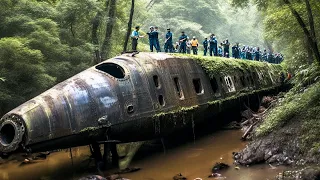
(286, 71, 292, 81)
(191, 36, 199, 55)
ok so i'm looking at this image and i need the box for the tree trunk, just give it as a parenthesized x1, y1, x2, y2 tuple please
(305, 37, 313, 65)
(101, 0, 116, 60)
(92, 11, 102, 64)
(283, 0, 320, 64)
(304, 0, 320, 64)
(123, 0, 135, 52)
(70, 23, 75, 38)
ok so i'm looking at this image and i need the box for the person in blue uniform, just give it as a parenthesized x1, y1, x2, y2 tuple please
(209, 34, 217, 56)
(154, 26, 161, 52)
(218, 45, 223, 57)
(147, 26, 157, 52)
(223, 39, 230, 58)
(255, 47, 260, 61)
(235, 43, 240, 59)
(232, 44, 240, 59)
(203, 38, 208, 56)
(251, 48, 256, 60)
(262, 49, 267, 61)
(164, 28, 173, 53)
(267, 51, 273, 63)
(240, 46, 246, 59)
(179, 31, 188, 53)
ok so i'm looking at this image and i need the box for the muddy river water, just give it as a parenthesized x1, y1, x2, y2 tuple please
(0, 130, 286, 180)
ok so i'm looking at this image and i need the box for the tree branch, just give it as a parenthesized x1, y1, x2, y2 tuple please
(283, 0, 320, 63)
(123, 0, 135, 52)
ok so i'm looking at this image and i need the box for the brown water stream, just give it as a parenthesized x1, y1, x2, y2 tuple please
(0, 130, 286, 180)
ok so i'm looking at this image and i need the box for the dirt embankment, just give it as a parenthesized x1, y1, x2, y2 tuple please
(233, 81, 320, 179)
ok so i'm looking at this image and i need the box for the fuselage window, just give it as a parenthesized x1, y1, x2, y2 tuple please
(173, 77, 184, 99)
(153, 75, 160, 88)
(158, 95, 165, 106)
(193, 78, 204, 94)
(210, 77, 219, 93)
(96, 63, 125, 78)
(225, 76, 235, 92)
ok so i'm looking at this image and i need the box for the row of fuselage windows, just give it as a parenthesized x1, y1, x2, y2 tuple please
(153, 73, 259, 107)
(96, 63, 264, 114)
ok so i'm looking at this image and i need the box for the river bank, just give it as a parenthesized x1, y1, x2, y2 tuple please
(234, 78, 320, 179)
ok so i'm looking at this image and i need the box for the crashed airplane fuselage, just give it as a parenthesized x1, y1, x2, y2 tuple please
(0, 52, 283, 155)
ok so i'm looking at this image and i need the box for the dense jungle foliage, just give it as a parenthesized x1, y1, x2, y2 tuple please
(0, 0, 319, 117)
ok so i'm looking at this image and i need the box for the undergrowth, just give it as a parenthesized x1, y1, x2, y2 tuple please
(256, 80, 320, 153)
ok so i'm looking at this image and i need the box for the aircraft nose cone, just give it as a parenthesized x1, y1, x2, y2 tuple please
(0, 115, 25, 153)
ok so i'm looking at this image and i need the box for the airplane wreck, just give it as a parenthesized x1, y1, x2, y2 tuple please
(0, 52, 284, 168)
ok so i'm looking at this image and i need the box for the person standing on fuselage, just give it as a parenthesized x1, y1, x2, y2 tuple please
(209, 34, 217, 56)
(223, 39, 230, 58)
(191, 36, 199, 55)
(203, 38, 208, 56)
(179, 31, 188, 54)
(131, 26, 143, 51)
(147, 26, 157, 52)
(164, 28, 173, 53)
(154, 26, 161, 52)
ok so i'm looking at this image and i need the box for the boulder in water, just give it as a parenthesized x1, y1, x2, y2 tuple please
(78, 175, 107, 180)
(173, 173, 187, 180)
(212, 162, 229, 173)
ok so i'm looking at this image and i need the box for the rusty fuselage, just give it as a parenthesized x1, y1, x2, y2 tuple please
(0, 53, 282, 154)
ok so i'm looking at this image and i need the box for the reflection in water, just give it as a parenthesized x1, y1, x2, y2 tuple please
(0, 147, 93, 180)
(0, 130, 286, 180)
(124, 130, 286, 180)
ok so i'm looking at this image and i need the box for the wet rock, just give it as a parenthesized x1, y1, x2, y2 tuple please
(106, 174, 120, 180)
(173, 173, 187, 180)
(300, 167, 320, 180)
(241, 110, 253, 119)
(276, 167, 320, 180)
(78, 175, 107, 180)
(106, 174, 131, 180)
(261, 96, 275, 108)
(35, 152, 50, 160)
(224, 121, 241, 130)
(212, 162, 229, 173)
(208, 173, 222, 178)
(19, 158, 38, 166)
(117, 167, 141, 174)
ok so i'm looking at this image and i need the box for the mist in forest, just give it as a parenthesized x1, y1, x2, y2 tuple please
(138, 0, 264, 48)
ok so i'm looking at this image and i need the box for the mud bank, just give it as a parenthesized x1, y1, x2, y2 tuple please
(234, 81, 320, 179)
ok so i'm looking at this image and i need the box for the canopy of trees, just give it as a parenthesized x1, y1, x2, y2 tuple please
(139, 0, 265, 48)
(0, 0, 145, 115)
(0, 0, 318, 116)
(231, 0, 320, 67)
